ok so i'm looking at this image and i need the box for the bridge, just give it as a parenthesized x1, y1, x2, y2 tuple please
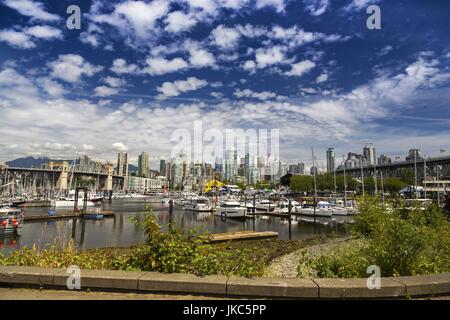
(334, 155, 450, 181)
(0, 162, 125, 195)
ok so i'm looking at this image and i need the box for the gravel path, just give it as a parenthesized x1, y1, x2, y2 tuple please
(264, 237, 352, 278)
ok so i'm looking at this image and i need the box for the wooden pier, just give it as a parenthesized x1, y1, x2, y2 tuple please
(205, 230, 278, 242)
(24, 210, 114, 222)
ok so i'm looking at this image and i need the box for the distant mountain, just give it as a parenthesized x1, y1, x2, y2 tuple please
(5, 157, 69, 168)
(128, 164, 138, 172)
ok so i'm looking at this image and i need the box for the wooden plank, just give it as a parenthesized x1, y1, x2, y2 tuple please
(205, 231, 278, 242)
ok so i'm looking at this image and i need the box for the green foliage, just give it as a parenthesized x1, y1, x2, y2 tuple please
(0, 205, 265, 277)
(298, 197, 450, 278)
(290, 175, 313, 192)
(383, 177, 407, 193)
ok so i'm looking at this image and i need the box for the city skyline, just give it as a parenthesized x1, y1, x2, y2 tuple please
(0, 1, 449, 164)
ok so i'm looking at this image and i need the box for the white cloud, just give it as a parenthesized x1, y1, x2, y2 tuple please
(255, 46, 286, 68)
(111, 58, 138, 74)
(234, 88, 279, 100)
(90, 0, 169, 40)
(185, 41, 216, 68)
(211, 25, 241, 49)
(3, 0, 60, 21)
(103, 76, 125, 88)
(285, 60, 316, 76)
(255, 0, 286, 12)
(49, 54, 103, 83)
(112, 142, 128, 152)
(0, 29, 35, 49)
(304, 0, 329, 16)
(94, 86, 120, 97)
(164, 11, 197, 33)
(157, 77, 208, 99)
(38, 77, 65, 97)
(24, 25, 62, 39)
(316, 72, 329, 83)
(243, 60, 256, 72)
(145, 56, 189, 75)
(344, 0, 381, 12)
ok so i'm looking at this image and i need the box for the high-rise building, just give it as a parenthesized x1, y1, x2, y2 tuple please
(406, 149, 423, 161)
(310, 166, 318, 176)
(171, 152, 188, 189)
(326, 148, 335, 173)
(377, 154, 392, 165)
(159, 160, 166, 176)
(116, 152, 128, 176)
(224, 150, 238, 181)
(363, 144, 376, 165)
(288, 163, 305, 174)
(138, 152, 150, 178)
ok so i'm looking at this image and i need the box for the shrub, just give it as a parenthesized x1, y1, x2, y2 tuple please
(298, 197, 450, 278)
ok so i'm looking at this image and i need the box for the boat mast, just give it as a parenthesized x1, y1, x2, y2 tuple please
(360, 160, 365, 196)
(343, 155, 347, 208)
(423, 155, 427, 199)
(414, 152, 418, 198)
(311, 148, 317, 213)
(69, 150, 78, 191)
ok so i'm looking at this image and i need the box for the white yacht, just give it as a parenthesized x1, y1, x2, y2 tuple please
(274, 200, 302, 214)
(184, 196, 212, 212)
(255, 199, 275, 212)
(299, 201, 333, 217)
(51, 196, 97, 208)
(215, 201, 247, 218)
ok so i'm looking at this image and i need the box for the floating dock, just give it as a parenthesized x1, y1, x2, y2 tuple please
(24, 210, 114, 222)
(206, 230, 278, 242)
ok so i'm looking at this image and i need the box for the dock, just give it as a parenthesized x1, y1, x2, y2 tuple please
(24, 210, 114, 222)
(205, 230, 278, 242)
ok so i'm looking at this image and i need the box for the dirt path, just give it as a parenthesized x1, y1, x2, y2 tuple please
(264, 237, 352, 278)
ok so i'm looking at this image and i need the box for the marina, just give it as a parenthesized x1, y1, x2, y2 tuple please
(0, 197, 353, 255)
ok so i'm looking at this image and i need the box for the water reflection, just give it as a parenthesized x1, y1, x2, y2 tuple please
(0, 199, 353, 254)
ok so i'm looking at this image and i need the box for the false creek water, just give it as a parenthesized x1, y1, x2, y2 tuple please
(0, 199, 353, 255)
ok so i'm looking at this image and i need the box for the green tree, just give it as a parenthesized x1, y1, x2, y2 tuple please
(402, 168, 414, 185)
(290, 175, 313, 192)
(384, 177, 407, 194)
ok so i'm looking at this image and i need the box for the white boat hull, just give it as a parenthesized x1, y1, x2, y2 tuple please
(215, 207, 247, 218)
(51, 199, 97, 208)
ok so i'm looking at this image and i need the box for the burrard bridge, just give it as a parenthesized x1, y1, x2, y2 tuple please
(0, 161, 125, 195)
(334, 155, 450, 181)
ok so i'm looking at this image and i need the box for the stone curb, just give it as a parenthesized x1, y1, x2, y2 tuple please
(0, 266, 448, 299)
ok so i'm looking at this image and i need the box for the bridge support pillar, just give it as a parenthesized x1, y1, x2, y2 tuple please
(104, 163, 113, 192)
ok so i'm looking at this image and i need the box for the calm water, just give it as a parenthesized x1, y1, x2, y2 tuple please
(0, 199, 353, 255)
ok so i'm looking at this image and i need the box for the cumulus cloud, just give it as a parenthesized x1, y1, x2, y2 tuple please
(157, 77, 208, 99)
(285, 60, 316, 76)
(110, 58, 138, 74)
(211, 25, 241, 49)
(2, 0, 60, 21)
(145, 56, 189, 76)
(0, 29, 35, 49)
(304, 0, 329, 16)
(234, 88, 280, 100)
(49, 54, 103, 83)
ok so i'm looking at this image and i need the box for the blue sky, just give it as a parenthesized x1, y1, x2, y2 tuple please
(0, 0, 449, 168)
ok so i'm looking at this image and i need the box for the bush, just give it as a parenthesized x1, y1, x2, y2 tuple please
(298, 197, 450, 278)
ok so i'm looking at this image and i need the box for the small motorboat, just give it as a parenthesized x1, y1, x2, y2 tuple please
(0, 207, 24, 234)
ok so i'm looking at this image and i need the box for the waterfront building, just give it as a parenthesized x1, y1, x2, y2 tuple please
(224, 150, 238, 181)
(170, 152, 188, 190)
(159, 160, 166, 176)
(378, 154, 392, 165)
(326, 148, 335, 173)
(116, 152, 128, 177)
(406, 149, 423, 161)
(363, 144, 376, 165)
(310, 166, 318, 176)
(128, 176, 169, 193)
(137, 152, 150, 178)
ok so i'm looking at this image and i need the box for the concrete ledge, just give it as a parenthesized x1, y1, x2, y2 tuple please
(0, 266, 56, 286)
(389, 273, 450, 297)
(227, 276, 318, 298)
(53, 269, 146, 290)
(313, 277, 406, 298)
(0, 266, 448, 299)
(138, 272, 227, 295)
